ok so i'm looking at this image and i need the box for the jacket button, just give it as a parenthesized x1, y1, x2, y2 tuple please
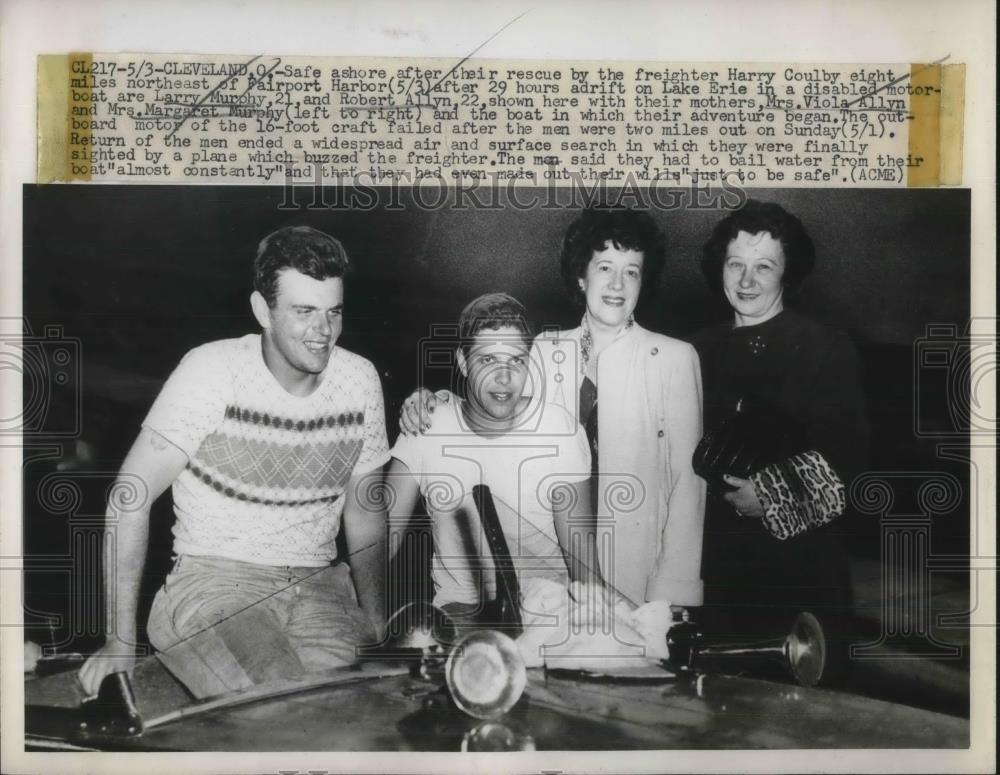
(658, 430, 665, 438)
(651, 347, 659, 355)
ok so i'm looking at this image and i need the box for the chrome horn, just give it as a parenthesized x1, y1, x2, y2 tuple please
(446, 629, 527, 720)
(361, 602, 528, 717)
(667, 611, 828, 687)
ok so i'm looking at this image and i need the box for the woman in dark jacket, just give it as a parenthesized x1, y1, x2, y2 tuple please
(694, 200, 870, 682)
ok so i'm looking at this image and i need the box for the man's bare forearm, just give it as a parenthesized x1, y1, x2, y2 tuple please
(81, 428, 188, 693)
(345, 523, 387, 630)
(104, 499, 151, 645)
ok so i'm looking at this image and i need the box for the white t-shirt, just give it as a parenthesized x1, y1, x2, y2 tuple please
(143, 334, 390, 565)
(391, 398, 591, 606)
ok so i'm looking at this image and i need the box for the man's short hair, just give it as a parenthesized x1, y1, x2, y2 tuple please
(560, 207, 667, 310)
(458, 292, 533, 355)
(701, 200, 816, 295)
(254, 226, 350, 307)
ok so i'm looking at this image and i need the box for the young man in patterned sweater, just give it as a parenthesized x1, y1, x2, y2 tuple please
(80, 226, 389, 699)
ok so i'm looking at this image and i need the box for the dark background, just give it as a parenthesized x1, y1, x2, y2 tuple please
(21, 184, 971, 655)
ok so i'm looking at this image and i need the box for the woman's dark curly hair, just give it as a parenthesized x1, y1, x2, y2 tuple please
(559, 208, 667, 309)
(701, 200, 815, 296)
(254, 226, 350, 307)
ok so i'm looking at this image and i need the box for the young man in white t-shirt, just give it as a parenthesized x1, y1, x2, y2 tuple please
(389, 293, 599, 626)
(79, 226, 389, 699)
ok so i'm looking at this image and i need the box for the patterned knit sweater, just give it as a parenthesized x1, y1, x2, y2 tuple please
(143, 335, 389, 565)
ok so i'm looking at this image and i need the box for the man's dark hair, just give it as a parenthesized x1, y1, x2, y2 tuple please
(458, 292, 533, 356)
(701, 200, 816, 295)
(254, 226, 350, 307)
(559, 208, 667, 309)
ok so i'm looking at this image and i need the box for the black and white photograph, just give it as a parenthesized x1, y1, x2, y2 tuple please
(1, 1, 995, 773)
(16, 183, 976, 753)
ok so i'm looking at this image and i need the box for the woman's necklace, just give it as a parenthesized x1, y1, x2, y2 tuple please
(580, 313, 634, 376)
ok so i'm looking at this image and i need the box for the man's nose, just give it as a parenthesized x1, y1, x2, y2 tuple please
(314, 312, 332, 336)
(494, 366, 511, 385)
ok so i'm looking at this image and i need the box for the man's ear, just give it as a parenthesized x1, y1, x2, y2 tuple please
(250, 291, 272, 330)
(456, 347, 469, 378)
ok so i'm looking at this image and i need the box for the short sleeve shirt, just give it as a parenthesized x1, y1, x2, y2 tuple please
(143, 335, 389, 565)
(392, 398, 591, 606)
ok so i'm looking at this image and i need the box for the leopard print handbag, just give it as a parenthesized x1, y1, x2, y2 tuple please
(750, 451, 846, 540)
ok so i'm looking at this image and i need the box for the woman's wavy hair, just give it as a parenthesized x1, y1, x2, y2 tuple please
(559, 208, 667, 309)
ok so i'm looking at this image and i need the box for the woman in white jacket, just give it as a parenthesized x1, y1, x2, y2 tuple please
(401, 209, 705, 620)
(532, 208, 704, 611)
